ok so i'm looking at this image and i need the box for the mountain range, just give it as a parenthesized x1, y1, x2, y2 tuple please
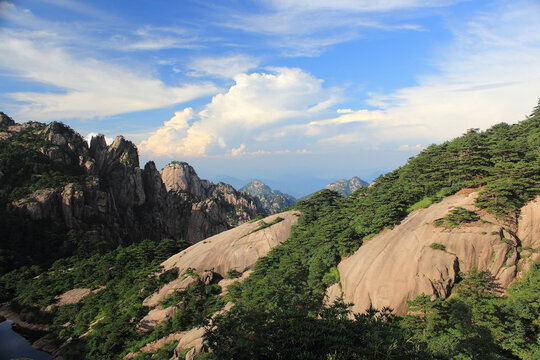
(1, 101, 540, 360)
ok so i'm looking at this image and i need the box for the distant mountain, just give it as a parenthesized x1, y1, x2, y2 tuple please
(240, 179, 296, 214)
(325, 176, 369, 196)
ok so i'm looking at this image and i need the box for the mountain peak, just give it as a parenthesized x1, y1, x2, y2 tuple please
(240, 180, 296, 214)
(325, 176, 369, 197)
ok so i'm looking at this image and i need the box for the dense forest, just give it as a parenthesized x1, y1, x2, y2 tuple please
(1, 101, 540, 359)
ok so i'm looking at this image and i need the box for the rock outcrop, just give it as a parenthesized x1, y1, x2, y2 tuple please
(143, 211, 300, 307)
(2, 114, 263, 256)
(325, 176, 368, 197)
(240, 179, 296, 214)
(333, 189, 537, 315)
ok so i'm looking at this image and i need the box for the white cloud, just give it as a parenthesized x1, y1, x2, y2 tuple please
(397, 144, 423, 151)
(85, 132, 114, 145)
(140, 67, 339, 157)
(187, 54, 259, 79)
(0, 29, 218, 120)
(220, 0, 455, 55)
(115, 26, 203, 51)
(311, 1, 540, 147)
(230, 144, 246, 157)
(364, 1, 540, 142)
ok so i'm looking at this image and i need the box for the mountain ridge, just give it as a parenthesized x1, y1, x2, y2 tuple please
(0, 113, 262, 271)
(239, 179, 296, 214)
(325, 176, 369, 196)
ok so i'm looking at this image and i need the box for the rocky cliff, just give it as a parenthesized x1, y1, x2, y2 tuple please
(329, 189, 540, 314)
(325, 176, 368, 196)
(240, 179, 296, 214)
(0, 114, 261, 267)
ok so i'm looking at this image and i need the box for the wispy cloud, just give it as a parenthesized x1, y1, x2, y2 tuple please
(112, 25, 204, 51)
(218, 0, 456, 55)
(0, 29, 218, 120)
(187, 54, 259, 79)
(308, 1, 540, 147)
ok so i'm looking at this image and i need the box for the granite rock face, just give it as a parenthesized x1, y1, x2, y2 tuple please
(325, 176, 368, 197)
(333, 189, 537, 314)
(4, 114, 262, 250)
(240, 179, 296, 214)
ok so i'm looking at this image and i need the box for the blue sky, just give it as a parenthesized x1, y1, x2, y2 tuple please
(1, 0, 540, 196)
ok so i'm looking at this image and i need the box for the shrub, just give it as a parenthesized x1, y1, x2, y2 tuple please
(226, 269, 241, 279)
(434, 207, 479, 227)
(430, 243, 446, 251)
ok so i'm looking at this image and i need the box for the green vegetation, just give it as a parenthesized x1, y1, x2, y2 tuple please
(245, 216, 284, 235)
(203, 102, 540, 358)
(204, 266, 540, 360)
(0, 237, 229, 359)
(429, 243, 446, 251)
(226, 269, 242, 279)
(434, 207, 480, 227)
(2, 102, 540, 359)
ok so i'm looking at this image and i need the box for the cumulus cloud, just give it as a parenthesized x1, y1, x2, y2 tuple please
(188, 54, 259, 79)
(140, 67, 339, 157)
(0, 29, 218, 120)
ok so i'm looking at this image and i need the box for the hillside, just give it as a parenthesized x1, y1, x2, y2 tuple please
(1, 211, 300, 359)
(325, 176, 369, 196)
(239, 179, 296, 214)
(1, 101, 540, 359)
(332, 189, 540, 314)
(0, 113, 261, 272)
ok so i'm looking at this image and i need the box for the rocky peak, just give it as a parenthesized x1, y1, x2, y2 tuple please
(40, 122, 89, 169)
(240, 180, 296, 214)
(142, 161, 168, 205)
(161, 162, 209, 199)
(0, 112, 15, 127)
(325, 176, 368, 197)
(108, 136, 139, 168)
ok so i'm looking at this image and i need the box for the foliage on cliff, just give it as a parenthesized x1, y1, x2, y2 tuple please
(210, 100, 540, 358)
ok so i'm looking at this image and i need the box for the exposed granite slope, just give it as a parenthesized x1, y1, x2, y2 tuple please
(143, 211, 300, 307)
(334, 189, 534, 314)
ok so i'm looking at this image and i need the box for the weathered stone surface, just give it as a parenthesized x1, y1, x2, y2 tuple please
(516, 195, 540, 275)
(325, 176, 369, 197)
(0, 112, 15, 126)
(2, 113, 263, 262)
(124, 331, 186, 359)
(161, 162, 210, 199)
(13, 189, 60, 221)
(217, 270, 252, 297)
(240, 179, 296, 214)
(142, 276, 197, 308)
(162, 211, 300, 278)
(137, 305, 182, 332)
(143, 211, 299, 308)
(337, 190, 519, 315)
(324, 283, 343, 307)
